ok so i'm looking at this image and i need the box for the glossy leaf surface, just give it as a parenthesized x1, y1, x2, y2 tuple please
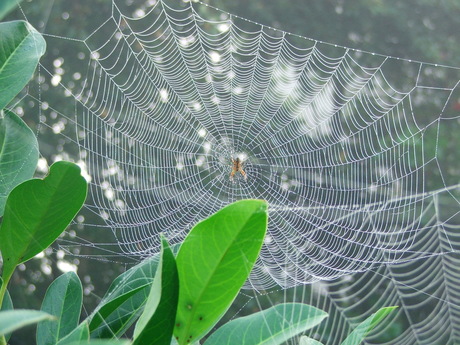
(174, 200, 268, 345)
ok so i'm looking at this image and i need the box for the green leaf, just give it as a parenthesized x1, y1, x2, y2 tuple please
(133, 236, 179, 345)
(37, 272, 83, 345)
(88, 244, 179, 338)
(0, 0, 24, 21)
(299, 336, 324, 345)
(340, 306, 398, 345)
(203, 303, 328, 345)
(0, 310, 55, 336)
(56, 321, 90, 345)
(0, 161, 87, 284)
(174, 200, 268, 345)
(0, 20, 46, 109)
(0, 110, 38, 216)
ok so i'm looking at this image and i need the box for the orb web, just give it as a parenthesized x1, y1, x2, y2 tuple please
(25, 0, 460, 290)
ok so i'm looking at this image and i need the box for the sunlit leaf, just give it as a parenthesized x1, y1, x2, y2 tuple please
(0, 110, 38, 216)
(203, 303, 328, 345)
(0, 161, 87, 284)
(174, 199, 268, 345)
(0, 20, 45, 109)
(37, 272, 83, 345)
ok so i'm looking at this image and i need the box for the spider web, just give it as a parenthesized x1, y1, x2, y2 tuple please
(14, 0, 460, 343)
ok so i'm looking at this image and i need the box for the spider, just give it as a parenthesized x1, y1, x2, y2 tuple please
(230, 157, 247, 181)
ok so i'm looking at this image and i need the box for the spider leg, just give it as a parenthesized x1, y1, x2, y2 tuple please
(239, 168, 247, 180)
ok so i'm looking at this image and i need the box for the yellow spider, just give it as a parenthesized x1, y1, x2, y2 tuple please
(230, 157, 247, 181)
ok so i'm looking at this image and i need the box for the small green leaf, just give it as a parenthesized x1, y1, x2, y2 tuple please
(56, 321, 90, 345)
(340, 306, 398, 345)
(174, 200, 268, 345)
(37, 272, 83, 345)
(0, 0, 24, 20)
(0, 161, 87, 284)
(0, 310, 55, 336)
(0, 20, 46, 109)
(299, 336, 324, 345)
(133, 236, 179, 345)
(0, 110, 38, 216)
(203, 303, 328, 345)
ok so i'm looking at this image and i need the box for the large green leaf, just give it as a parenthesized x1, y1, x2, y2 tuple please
(0, 310, 54, 336)
(88, 244, 179, 338)
(340, 306, 398, 345)
(37, 272, 83, 345)
(174, 200, 268, 345)
(0, 0, 24, 21)
(0, 110, 38, 216)
(133, 237, 179, 345)
(0, 20, 46, 109)
(0, 161, 87, 284)
(203, 303, 328, 345)
(56, 321, 90, 345)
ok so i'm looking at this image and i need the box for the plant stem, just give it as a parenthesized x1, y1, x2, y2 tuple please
(0, 274, 11, 345)
(0, 274, 10, 310)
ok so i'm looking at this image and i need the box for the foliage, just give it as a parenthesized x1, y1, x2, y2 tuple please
(0, 190, 395, 345)
(0, 19, 44, 215)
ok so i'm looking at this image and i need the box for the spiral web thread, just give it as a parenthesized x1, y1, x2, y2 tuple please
(16, 0, 460, 343)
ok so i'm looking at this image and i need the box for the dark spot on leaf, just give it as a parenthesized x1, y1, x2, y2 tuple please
(199, 316, 203, 321)
(176, 323, 180, 327)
